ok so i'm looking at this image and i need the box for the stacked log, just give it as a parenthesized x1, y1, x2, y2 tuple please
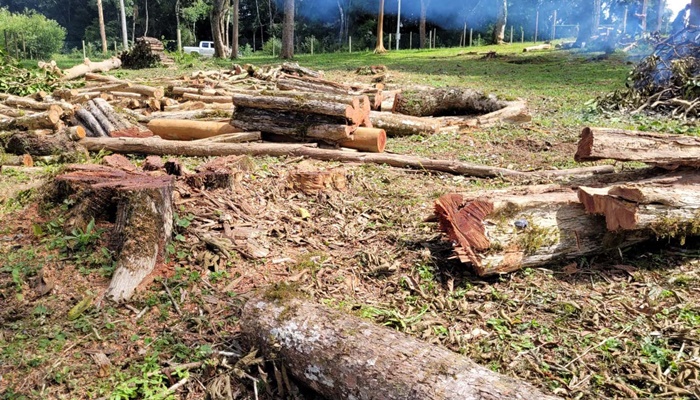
(120, 37, 174, 68)
(435, 127, 700, 276)
(75, 98, 152, 138)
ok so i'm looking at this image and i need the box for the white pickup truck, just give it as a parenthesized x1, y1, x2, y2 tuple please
(183, 41, 216, 57)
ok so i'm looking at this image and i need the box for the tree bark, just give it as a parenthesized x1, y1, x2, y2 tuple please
(79, 136, 612, 179)
(419, 0, 429, 49)
(96, 0, 108, 53)
(182, 93, 232, 103)
(375, 0, 386, 53)
(0, 106, 63, 130)
(76, 108, 108, 137)
(369, 111, 442, 137)
(118, 0, 129, 50)
(492, 0, 507, 44)
(393, 88, 507, 117)
(5, 131, 84, 157)
(575, 127, 700, 167)
(147, 119, 248, 140)
(231, 107, 355, 143)
(241, 293, 562, 400)
(435, 187, 649, 276)
(281, 0, 295, 59)
(211, 0, 229, 57)
(231, 0, 240, 59)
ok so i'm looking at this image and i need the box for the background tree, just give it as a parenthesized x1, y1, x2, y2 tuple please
(574, 0, 595, 47)
(211, 0, 229, 57)
(118, 0, 129, 49)
(97, 0, 108, 52)
(280, 0, 294, 58)
(492, 0, 507, 44)
(419, 0, 429, 48)
(231, 0, 239, 58)
(374, 0, 386, 53)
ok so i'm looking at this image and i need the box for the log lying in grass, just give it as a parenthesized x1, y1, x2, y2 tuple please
(182, 93, 231, 103)
(241, 291, 561, 400)
(0, 105, 63, 130)
(369, 111, 442, 137)
(60, 57, 123, 80)
(393, 88, 508, 117)
(147, 119, 243, 141)
(339, 127, 386, 153)
(53, 164, 173, 302)
(84, 73, 164, 99)
(435, 186, 649, 275)
(276, 75, 355, 95)
(5, 131, 85, 157)
(3, 95, 74, 116)
(79, 136, 614, 179)
(523, 44, 552, 52)
(0, 153, 33, 167)
(578, 172, 700, 236)
(575, 127, 700, 168)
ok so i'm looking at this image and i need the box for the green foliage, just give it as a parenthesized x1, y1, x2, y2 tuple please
(262, 37, 282, 56)
(0, 8, 66, 59)
(0, 54, 62, 96)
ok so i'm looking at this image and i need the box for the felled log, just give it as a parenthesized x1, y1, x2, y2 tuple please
(84, 73, 164, 99)
(0, 153, 33, 167)
(435, 186, 648, 275)
(77, 99, 151, 138)
(439, 101, 532, 128)
(80, 136, 613, 179)
(241, 292, 561, 400)
(3, 95, 74, 115)
(339, 127, 387, 153)
(276, 75, 354, 95)
(578, 172, 700, 239)
(393, 88, 507, 117)
(0, 104, 30, 118)
(147, 119, 242, 141)
(280, 62, 324, 78)
(5, 131, 85, 157)
(145, 109, 233, 121)
(232, 91, 369, 129)
(523, 44, 552, 52)
(60, 57, 122, 80)
(52, 164, 173, 302)
(61, 126, 87, 141)
(231, 107, 355, 143)
(0, 106, 63, 130)
(369, 111, 442, 137)
(182, 93, 231, 104)
(575, 127, 700, 168)
(76, 108, 108, 137)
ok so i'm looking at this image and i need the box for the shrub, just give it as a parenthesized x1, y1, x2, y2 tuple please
(262, 37, 282, 56)
(0, 8, 66, 59)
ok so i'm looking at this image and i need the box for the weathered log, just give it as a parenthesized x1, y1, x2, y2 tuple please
(231, 107, 355, 143)
(85, 100, 116, 134)
(84, 73, 164, 99)
(339, 127, 387, 153)
(439, 101, 532, 128)
(578, 172, 700, 239)
(369, 111, 442, 137)
(435, 186, 648, 275)
(80, 136, 613, 179)
(523, 44, 552, 52)
(3, 95, 74, 115)
(241, 292, 561, 400)
(393, 88, 507, 117)
(93, 98, 130, 131)
(61, 126, 87, 141)
(0, 153, 33, 167)
(76, 107, 108, 137)
(61, 57, 122, 80)
(147, 119, 242, 141)
(0, 106, 63, 130)
(5, 131, 85, 157)
(280, 62, 324, 78)
(52, 88, 80, 101)
(232, 91, 369, 128)
(182, 93, 231, 103)
(0, 103, 30, 118)
(276, 76, 354, 95)
(575, 127, 700, 168)
(145, 109, 233, 121)
(78, 82, 131, 94)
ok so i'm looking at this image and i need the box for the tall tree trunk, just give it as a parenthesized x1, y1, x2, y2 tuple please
(419, 0, 428, 48)
(255, 0, 263, 49)
(641, 0, 649, 32)
(131, 3, 137, 44)
(281, 0, 294, 59)
(231, 0, 239, 58)
(690, 0, 700, 26)
(175, 0, 181, 48)
(337, 0, 345, 45)
(492, 0, 507, 44)
(97, 0, 108, 53)
(211, 0, 229, 57)
(656, 0, 665, 31)
(143, 0, 149, 37)
(118, 0, 129, 50)
(375, 0, 386, 53)
(574, 0, 595, 47)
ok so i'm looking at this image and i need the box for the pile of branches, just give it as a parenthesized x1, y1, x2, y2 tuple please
(0, 49, 62, 96)
(598, 27, 700, 118)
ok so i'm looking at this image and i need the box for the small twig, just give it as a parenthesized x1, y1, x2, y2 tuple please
(563, 325, 633, 369)
(162, 279, 182, 316)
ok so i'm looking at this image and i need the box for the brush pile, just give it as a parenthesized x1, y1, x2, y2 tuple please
(598, 27, 700, 118)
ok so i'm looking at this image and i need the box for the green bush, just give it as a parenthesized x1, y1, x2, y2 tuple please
(262, 37, 282, 56)
(0, 8, 66, 59)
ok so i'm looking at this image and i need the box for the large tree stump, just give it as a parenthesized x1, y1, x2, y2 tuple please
(393, 88, 507, 117)
(241, 292, 561, 400)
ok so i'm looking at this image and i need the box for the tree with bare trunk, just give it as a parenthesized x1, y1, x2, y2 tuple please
(492, 0, 507, 44)
(118, 0, 129, 50)
(231, 0, 239, 59)
(375, 0, 386, 53)
(691, 0, 700, 26)
(419, 0, 429, 49)
(96, 0, 108, 53)
(281, 0, 294, 59)
(656, 0, 665, 32)
(143, 0, 149, 37)
(574, 0, 595, 48)
(211, 0, 229, 57)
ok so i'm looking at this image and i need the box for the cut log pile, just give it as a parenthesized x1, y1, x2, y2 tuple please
(436, 127, 700, 276)
(120, 37, 175, 68)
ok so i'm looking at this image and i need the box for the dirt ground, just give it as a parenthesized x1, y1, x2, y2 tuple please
(1, 52, 700, 400)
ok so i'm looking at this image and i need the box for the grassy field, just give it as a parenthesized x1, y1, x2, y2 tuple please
(1, 44, 700, 400)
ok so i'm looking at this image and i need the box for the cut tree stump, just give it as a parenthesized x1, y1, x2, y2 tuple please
(241, 292, 561, 400)
(52, 164, 173, 302)
(575, 127, 700, 168)
(147, 119, 242, 141)
(393, 88, 507, 117)
(185, 155, 252, 190)
(287, 163, 347, 193)
(577, 172, 700, 237)
(435, 186, 648, 275)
